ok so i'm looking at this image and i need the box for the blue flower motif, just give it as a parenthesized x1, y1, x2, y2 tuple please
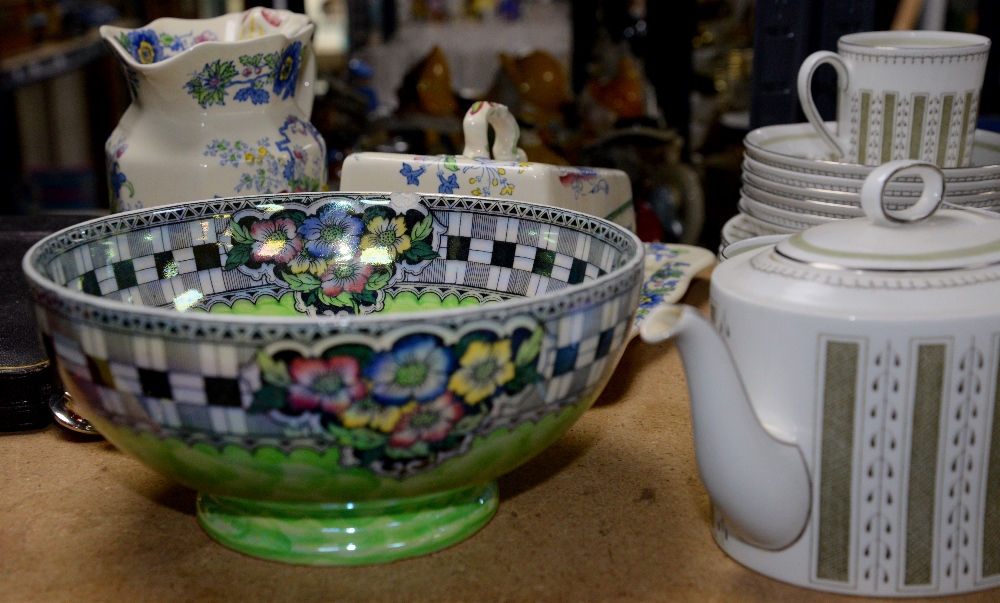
(437, 171, 459, 194)
(400, 163, 426, 186)
(234, 84, 270, 105)
(366, 335, 455, 405)
(272, 41, 302, 100)
(126, 29, 163, 64)
(638, 292, 664, 309)
(109, 163, 126, 192)
(298, 204, 363, 261)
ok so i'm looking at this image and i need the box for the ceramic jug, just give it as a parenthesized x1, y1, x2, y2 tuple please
(641, 160, 1000, 596)
(100, 8, 327, 212)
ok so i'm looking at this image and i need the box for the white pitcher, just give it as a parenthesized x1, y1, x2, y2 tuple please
(100, 8, 327, 212)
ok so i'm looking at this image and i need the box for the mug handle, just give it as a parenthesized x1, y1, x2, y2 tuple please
(797, 50, 850, 159)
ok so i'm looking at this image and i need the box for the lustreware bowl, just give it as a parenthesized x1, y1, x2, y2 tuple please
(23, 191, 644, 565)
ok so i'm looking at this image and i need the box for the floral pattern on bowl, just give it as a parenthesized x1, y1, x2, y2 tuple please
(243, 317, 543, 471)
(224, 195, 441, 315)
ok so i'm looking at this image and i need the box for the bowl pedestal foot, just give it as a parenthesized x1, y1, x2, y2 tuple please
(196, 481, 498, 565)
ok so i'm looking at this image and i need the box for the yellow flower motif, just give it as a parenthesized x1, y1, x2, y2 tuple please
(469, 178, 477, 184)
(137, 41, 156, 64)
(245, 152, 257, 164)
(341, 400, 416, 433)
(471, 188, 482, 196)
(500, 184, 515, 195)
(492, 179, 499, 186)
(287, 251, 328, 276)
(360, 216, 411, 263)
(448, 339, 515, 404)
(497, 168, 506, 175)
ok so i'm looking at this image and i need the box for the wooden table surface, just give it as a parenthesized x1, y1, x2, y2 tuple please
(2, 270, 998, 602)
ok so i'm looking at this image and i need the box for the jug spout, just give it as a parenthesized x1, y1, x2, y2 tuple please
(99, 8, 316, 116)
(640, 305, 811, 549)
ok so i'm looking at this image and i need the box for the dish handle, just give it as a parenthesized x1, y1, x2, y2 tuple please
(631, 243, 716, 340)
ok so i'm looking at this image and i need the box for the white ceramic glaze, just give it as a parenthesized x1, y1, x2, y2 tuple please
(798, 31, 990, 166)
(738, 195, 837, 230)
(718, 234, 790, 261)
(744, 122, 1000, 181)
(100, 8, 327, 212)
(642, 160, 1000, 596)
(743, 155, 1000, 198)
(340, 102, 636, 231)
(740, 183, 866, 217)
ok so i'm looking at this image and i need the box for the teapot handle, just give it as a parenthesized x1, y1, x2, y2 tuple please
(860, 159, 945, 227)
(462, 102, 527, 162)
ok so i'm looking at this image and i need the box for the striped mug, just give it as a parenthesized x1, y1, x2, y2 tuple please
(797, 30, 990, 168)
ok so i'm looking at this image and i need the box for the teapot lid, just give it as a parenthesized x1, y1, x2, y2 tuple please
(774, 160, 1000, 271)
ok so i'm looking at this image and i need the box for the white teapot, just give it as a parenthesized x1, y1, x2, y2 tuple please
(641, 160, 1000, 596)
(100, 8, 326, 212)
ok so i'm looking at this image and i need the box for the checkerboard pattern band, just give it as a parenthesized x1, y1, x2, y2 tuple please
(47, 216, 228, 307)
(44, 207, 621, 309)
(43, 281, 638, 445)
(402, 211, 617, 297)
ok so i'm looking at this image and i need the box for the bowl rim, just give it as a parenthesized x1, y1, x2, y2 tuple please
(22, 192, 645, 330)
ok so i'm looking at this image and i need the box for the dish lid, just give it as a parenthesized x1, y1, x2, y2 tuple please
(775, 160, 1000, 271)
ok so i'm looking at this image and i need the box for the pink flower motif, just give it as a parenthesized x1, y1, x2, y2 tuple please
(249, 218, 301, 263)
(261, 8, 284, 27)
(287, 356, 366, 415)
(193, 30, 218, 44)
(389, 393, 465, 448)
(319, 260, 373, 297)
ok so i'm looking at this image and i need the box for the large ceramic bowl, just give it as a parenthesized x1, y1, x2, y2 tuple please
(23, 192, 645, 565)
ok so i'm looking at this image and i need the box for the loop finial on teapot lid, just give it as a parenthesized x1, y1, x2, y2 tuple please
(860, 160, 946, 226)
(774, 159, 1000, 271)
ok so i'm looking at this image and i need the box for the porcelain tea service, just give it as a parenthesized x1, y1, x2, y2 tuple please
(722, 120, 1000, 252)
(798, 30, 990, 167)
(645, 160, 1000, 596)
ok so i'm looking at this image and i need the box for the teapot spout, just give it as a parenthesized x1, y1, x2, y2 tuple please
(640, 305, 811, 549)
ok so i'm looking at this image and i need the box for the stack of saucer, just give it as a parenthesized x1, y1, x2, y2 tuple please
(722, 121, 1000, 250)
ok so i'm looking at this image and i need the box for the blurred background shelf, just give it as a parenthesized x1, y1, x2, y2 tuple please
(0, 25, 120, 92)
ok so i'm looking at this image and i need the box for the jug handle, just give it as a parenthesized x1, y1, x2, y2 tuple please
(295, 45, 317, 118)
(462, 102, 527, 162)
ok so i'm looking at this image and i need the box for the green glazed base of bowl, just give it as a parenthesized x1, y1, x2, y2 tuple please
(196, 482, 498, 565)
